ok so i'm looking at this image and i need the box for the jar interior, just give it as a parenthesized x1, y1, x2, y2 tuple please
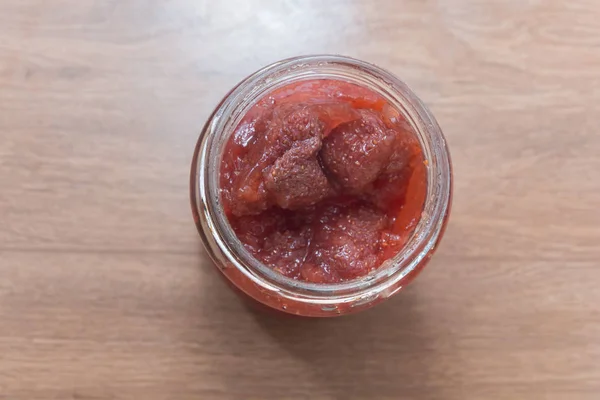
(197, 55, 450, 300)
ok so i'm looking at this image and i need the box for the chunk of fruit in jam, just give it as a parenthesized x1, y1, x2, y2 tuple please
(220, 79, 426, 283)
(320, 110, 397, 192)
(300, 203, 389, 283)
(227, 105, 326, 216)
(264, 136, 332, 210)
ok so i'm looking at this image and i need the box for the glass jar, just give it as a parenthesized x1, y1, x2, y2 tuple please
(190, 55, 452, 317)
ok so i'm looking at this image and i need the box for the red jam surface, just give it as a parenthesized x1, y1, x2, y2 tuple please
(220, 79, 426, 283)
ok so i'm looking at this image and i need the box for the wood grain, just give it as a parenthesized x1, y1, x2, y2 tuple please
(1, 0, 599, 399)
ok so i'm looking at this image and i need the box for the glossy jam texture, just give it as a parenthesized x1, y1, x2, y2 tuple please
(220, 80, 426, 283)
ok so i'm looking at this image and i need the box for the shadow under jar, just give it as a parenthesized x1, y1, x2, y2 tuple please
(190, 55, 452, 317)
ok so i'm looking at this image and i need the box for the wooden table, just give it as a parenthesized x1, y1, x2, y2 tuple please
(1, 1, 599, 399)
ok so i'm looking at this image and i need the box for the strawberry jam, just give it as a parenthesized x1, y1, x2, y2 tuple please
(220, 79, 426, 283)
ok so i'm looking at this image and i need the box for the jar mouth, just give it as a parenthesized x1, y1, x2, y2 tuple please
(192, 55, 451, 303)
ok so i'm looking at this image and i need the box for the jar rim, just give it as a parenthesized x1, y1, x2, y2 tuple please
(191, 55, 452, 308)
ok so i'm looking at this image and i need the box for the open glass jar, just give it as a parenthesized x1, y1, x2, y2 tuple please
(190, 55, 452, 317)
